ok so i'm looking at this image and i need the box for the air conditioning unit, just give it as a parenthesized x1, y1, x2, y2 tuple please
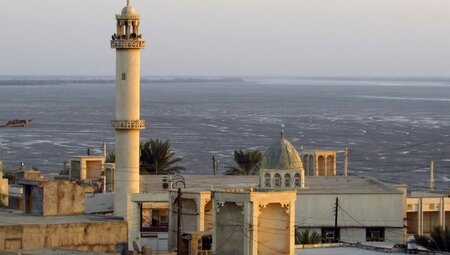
(162, 176, 171, 190)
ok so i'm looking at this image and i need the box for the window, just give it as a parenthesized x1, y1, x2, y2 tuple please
(321, 228, 339, 243)
(141, 203, 169, 232)
(284, 174, 291, 187)
(264, 173, 271, 187)
(274, 173, 281, 188)
(366, 228, 385, 242)
(294, 173, 300, 187)
(201, 235, 212, 250)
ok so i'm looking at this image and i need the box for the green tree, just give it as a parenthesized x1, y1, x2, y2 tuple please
(140, 139, 185, 175)
(224, 149, 262, 175)
(3, 171, 16, 185)
(416, 226, 450, 251)
(296, 229, 322, 245)
(105, 152, 115, 163)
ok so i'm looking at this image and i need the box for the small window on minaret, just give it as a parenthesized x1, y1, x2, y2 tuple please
(121, 73, 127, 80)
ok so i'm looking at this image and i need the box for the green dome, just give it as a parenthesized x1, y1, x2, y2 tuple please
(261, 135, 303, 170)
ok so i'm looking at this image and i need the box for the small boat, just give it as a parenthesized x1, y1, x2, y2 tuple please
(0, 119, 33, 128)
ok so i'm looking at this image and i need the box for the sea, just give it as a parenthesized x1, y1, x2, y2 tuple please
(1, 76, 450, 192)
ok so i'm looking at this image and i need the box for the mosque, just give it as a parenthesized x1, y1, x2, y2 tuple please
(0, 1, 446, 255)
(103, 3, 404, 253)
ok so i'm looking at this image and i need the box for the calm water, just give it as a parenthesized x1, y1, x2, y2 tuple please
(1, 77, 450, 192)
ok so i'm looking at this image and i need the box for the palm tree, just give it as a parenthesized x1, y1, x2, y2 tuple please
(224, 149, 262, 175)
(296, 229, 322, 245)
(105, 152, 115, 163)
(140, 139, 185, 175)
(416, 226, 450, 251)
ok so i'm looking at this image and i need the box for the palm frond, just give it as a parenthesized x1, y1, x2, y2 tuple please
(226, 149, 262, 175)
(139, 139, 185, 175)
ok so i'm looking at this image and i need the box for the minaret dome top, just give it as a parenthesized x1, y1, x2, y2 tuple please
(111, 0, 145, 49)
(121, 5, 136, 16)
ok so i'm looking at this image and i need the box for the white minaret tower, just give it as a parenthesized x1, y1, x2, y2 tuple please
(111, 0, 145, 229)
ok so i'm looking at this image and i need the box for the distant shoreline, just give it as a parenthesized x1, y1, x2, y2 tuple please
(0, 76, 449, 86)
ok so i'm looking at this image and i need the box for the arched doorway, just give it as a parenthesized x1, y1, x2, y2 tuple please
(318, 156, 325, 176)
(326, 155, 334, 176)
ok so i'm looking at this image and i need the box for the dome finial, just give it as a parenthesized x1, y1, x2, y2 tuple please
(127, 0, 130, 6)
(280, 124, 285, 138)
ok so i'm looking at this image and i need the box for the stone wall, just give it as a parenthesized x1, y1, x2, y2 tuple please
(0, 221, 127, 252)
(43, 181, 89, 216)
(22, 180, 94, 216)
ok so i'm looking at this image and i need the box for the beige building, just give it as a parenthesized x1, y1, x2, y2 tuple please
(301, 150, 337, 176)
(213, 189, 297, 255)
(406, 192, 450, 236)
(0, 209, 127, 252)
(168, 189, 212, 251)
(69, 156, 105, 181)
(297, 176, 406, 244)
(129, 192, 170, 253)
(20, 179, 93, 216)
(0, 161, 9, 206)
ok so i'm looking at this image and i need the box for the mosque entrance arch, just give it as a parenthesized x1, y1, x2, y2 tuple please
(258, 203, 289, 255)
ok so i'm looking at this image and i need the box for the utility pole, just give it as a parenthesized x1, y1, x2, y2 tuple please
(334, 197, 339, 243)
(177, 188, 182, 255)
(430, 160, 435, 192)
(212, 156, 216, 176)
(344, 147, 355, 176)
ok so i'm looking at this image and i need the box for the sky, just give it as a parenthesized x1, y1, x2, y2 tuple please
(1, 0, 450, 77)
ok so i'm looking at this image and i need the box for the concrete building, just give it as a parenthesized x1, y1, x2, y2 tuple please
(301, 150, 337, 176)
(16, 170, 41, 184)
(0, 209, 127, 252)
(20, 179, 93, 216)
(131, 192, 170, 252)
(69, 156, 105, 181)
(165, 186, 298, 255)
(168, 189, 212, 252)
(296, 177, 406, 244)
(406, 192, 450, 236)
(110, 0, 145, 249)
(213, 189, 297, 255)
(149, 175, 406, 246)
(0, 161, 9, 206)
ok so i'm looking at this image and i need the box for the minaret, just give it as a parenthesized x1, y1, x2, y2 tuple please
(111, 0, 145, 224)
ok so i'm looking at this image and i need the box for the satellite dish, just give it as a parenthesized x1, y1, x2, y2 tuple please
(132, 240, 141, 253)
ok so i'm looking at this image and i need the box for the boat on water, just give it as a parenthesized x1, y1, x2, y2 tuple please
(0, 119, 33, 128)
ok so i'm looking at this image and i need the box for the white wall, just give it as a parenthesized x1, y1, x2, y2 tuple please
(296, 193, 404, 228)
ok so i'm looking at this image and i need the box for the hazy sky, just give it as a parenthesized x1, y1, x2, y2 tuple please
(1, 0, 450, 76)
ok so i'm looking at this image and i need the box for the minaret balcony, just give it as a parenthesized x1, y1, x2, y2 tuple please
(111, 39, 145, 49)
(111, 120, 145, 129)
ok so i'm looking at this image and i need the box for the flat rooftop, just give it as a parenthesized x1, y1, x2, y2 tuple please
(296, 247, 405, 255)
(2, 248, 112, 255)
(140, 175, 403, 194)
(0, 209, 123, 226)
(300, 176, 403, 194)
(140, 175, 260, 192)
